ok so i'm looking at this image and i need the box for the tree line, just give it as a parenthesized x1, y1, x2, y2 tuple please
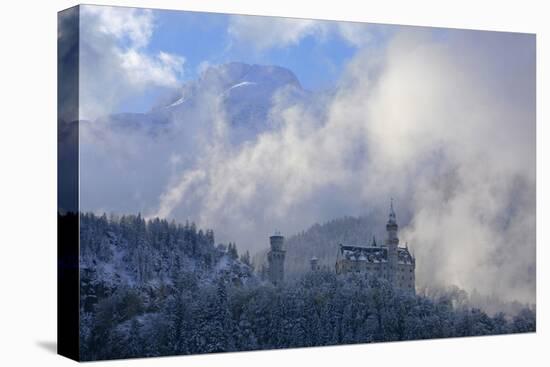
(75, 213, 535, 361)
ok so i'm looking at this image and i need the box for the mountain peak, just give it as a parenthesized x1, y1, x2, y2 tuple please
(154, 62, 307, 137)
(199, 62, 302, 90)
(112, 63, 308, 142)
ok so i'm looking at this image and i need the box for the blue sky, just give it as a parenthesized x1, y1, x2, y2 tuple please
(149, 10, 358, 88)
(112, 7, 382, 112)
(77, 5, 487, 118)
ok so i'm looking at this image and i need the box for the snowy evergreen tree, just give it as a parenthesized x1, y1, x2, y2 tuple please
(73, 212, 536, 360)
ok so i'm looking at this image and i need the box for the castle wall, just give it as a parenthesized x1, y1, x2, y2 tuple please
(396, 263, 415, 293)
(335, 257, 415, 293)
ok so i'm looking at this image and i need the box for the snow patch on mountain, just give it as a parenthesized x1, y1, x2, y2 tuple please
(168, 96, 187, 107)
(227, 81, 256, 91)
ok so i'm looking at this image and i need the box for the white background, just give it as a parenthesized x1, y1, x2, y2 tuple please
(0, 0, 547, 365)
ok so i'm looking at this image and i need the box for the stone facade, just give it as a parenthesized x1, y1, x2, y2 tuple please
(267, 233, 286, 285)
(335, 201, 416, 293)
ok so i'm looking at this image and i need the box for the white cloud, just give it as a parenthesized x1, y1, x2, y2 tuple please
(155, 168, 207, 219)
(78, 20, 535, 305)
(197, 60, 212, 75)
(150, 29, 535, 304)
(82, 5, 154, 48)
(79, 5, 185, 120)
(119, 49, 184, 88)
(228, 16, 324, 51)
(228, 15, 375, 50)
(336, 22, 375, 47)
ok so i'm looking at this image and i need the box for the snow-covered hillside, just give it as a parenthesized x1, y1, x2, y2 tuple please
(79, 212, 256, 308)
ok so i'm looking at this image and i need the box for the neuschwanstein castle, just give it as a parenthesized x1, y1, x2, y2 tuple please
(335, 201, 416, 292)
(266, 200, 416, 292)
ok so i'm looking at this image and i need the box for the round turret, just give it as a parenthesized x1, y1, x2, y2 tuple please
(268, 232, 286, 285)
(310, 256, 319, 271)
(270, 234, 284, 252)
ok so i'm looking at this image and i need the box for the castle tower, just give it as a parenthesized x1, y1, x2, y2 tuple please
(310, 256, 319, 272)
(267, 232, 285, 285)
(386, 199, 399, 286)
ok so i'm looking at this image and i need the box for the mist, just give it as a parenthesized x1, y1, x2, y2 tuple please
(79, 24, 535, 304)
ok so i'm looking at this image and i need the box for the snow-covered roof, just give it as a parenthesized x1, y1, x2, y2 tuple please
(339, 245, 387, 263)
(397, 248, 414, 265)
(338, 245, 414, 265)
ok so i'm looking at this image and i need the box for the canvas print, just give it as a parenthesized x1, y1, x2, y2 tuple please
(57, 4, 536, 362)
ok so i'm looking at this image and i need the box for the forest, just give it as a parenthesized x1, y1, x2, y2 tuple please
(75, 213, 535, 361)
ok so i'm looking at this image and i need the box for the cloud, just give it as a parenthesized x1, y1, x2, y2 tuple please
(82, 5, 154, 48)
(155, 168, 207, 219)
(151, 29, 534, 304)
(78, 18, 535, 305)
(79, 5, 185, 119)
(79, 67, 229, 218)
(227, 15, 376, 50)
(119, 49, 184, 87)
(228, 16, 324, 51)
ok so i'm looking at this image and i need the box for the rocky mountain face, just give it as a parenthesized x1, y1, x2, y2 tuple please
(100, 62, 309, 143)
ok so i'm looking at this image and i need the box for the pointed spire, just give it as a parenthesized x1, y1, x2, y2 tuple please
(388, 198, 397, 224)
(371, 235, 377, 247)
